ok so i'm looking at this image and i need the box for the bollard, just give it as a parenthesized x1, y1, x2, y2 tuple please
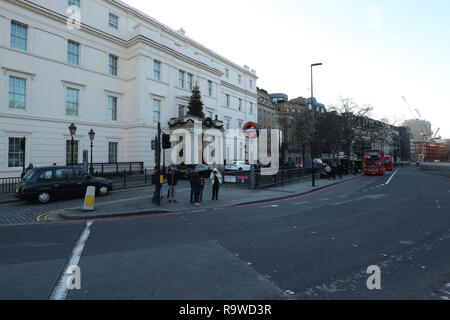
(83, 186, 96, 211)
(123, 169, 126, 187)
(144, 168, 147, 184)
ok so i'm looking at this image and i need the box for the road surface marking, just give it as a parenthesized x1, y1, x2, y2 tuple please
(333, 194, 385, 206)
(293, 201, 309, 205)
(49, 221, 93, 300)
(436, 200, 441, 209)
(385, 169, 399, 185)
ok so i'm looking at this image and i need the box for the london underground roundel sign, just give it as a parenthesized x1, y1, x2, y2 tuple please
(242, 122, 259, 139)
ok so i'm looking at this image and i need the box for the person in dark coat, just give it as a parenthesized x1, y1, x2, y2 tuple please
(337, 164, 343, 180)
(152, 166, 162, 204)
(199, 177, 205, 202)
(331, 164, 337, 180)
(189, 168, 201, 206)
(166, 165, 178, 203)
(210, 168, 222, 200)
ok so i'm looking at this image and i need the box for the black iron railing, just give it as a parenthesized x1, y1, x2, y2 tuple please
(0, 177, 21, 194)
(75, 162, 144, 176)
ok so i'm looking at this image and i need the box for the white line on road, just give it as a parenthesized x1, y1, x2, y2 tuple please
(49, 221, 93, 300)
(385, 169, 399, 185)
(436, 200, 441, 209)
(293, 201, 309, 205)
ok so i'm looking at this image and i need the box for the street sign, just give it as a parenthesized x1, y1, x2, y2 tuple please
(242, 122, 259, 139)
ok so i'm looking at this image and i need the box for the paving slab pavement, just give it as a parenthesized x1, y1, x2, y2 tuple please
(57, 174, 362, 221)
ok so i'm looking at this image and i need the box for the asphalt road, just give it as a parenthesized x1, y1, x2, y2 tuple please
(0, 167, 449, 300)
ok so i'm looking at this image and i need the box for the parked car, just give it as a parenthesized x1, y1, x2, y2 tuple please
(178, 164, 212, 179)
(15, 166, 113, 204)
(225, 161, 251, 172)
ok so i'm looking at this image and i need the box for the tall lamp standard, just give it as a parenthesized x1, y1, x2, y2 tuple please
(310, 63, 322, 187)
(88, 129, 96, 175)
(68, 123, 77, 166)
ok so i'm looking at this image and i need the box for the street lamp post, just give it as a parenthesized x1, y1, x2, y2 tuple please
(310, 63, 322, 187)
(68, 123, 77, 166)
(88, 129, 96, 175)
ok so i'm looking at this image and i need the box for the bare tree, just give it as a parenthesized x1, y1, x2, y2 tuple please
(292, 108, 312, 165)
(328, 97, 374, 168)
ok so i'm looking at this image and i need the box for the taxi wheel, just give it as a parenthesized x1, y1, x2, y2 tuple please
(37, 191, 51, 204)
(98, 185, 110, 196)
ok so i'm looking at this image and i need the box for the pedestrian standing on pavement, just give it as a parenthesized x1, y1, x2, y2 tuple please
(199, 176, 205, 202)
(331, 164, 337, 180)
(151, 166, 162, 204)
(337, 164, 343, 180)
(166, 165, 178, 203)
(187, 167, 194, 204)
(210, 168, 222, 201)
(190, 168, 201, 206)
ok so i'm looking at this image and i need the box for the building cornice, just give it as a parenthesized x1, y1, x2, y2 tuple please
(127, 35, 223, 77)
(106, 0, 257, 78)
(9, 0, 253, 80)
(221, 81, 257, 99)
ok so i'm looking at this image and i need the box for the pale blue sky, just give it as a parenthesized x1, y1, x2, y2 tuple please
(125, 0, 450, 137)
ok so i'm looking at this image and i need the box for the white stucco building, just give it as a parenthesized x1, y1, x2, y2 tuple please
(0, 0, 258, 177)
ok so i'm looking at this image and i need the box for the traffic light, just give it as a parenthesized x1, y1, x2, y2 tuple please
(162, 134, 171, 149)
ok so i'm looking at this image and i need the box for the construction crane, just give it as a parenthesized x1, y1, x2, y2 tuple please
(402, 96, 417, 120)
(432, 128, 441, 141)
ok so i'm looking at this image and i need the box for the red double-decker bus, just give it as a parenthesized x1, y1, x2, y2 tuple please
(364, 150, 385, 176)
(384, 155, 393, 171)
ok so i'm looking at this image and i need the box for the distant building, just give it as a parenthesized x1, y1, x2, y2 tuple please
(306, 98, 326, 114)
(257, 88, 277, 130)
(403, 119, 433, 160)
(398, 126, 411, 162)
(274, 96, 308, 165)
(269, 93, 288, 105)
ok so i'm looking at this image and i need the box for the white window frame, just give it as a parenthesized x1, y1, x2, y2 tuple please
(67, 40, 80, 66)
(68, 0, 80, 8)
(2, 67, 35, 114)
(108, 141, 119, 163)
(8, 76, 27, 111)
(207, 80, 213, 96)
(109, 54, 118, 76)
(187, 73, 193, 91)
(178, 70, 185, 89)
(107, 95, 118, 121)
(153, 60, 161, 80)
(62, 80, 85, 119)
(109, 13, 119, 30)
(10, 21, 28, 52)
(152, 98, 161, 123)
(65, 139, 80, 165)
